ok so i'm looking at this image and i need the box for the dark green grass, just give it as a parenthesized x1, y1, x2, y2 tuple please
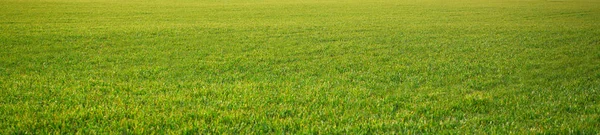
(1, 0, 599, 134)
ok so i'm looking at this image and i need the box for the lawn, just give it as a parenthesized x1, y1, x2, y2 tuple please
(1, 0, 599, 134)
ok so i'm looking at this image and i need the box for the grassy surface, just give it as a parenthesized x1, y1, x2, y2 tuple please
(1, 0, 599, 134)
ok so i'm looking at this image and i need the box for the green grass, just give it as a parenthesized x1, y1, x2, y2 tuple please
(1, 0, 599, 134)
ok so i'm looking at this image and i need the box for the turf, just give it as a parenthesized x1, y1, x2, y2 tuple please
(1, 0, 599, 134)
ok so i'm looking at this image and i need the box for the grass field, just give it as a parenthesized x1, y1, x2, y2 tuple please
(1, 0, 599, 134)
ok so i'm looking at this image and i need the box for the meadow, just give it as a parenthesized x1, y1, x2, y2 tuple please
(1, 0, 599, 133)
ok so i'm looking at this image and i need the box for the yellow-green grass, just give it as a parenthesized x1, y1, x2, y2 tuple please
(1, 0, 599, 134)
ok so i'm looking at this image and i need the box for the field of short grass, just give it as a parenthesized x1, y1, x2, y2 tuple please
(1, 0, 599, 134)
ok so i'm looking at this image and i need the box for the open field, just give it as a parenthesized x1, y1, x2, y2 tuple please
(1, 0, 599, 133)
